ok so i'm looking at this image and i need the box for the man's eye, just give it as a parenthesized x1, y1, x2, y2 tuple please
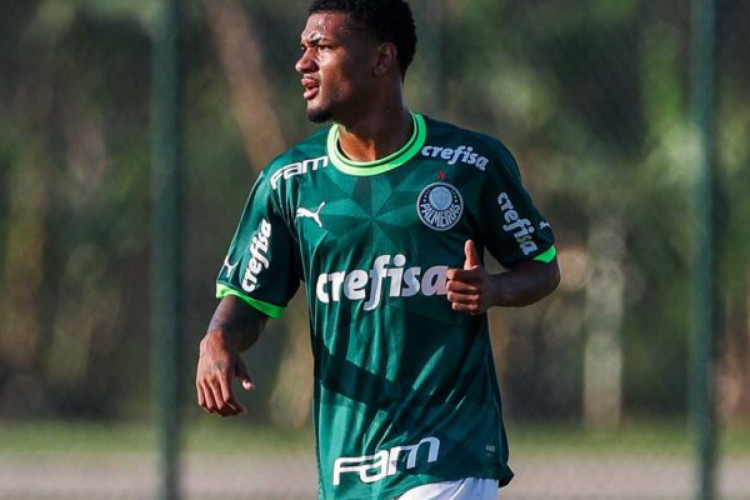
(300, 45, 327, 53)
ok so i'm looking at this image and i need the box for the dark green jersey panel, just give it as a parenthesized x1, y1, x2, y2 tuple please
(216, 115, 555, 499)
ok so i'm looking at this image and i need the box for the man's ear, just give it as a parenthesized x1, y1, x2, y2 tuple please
(374, 42, 398, 76)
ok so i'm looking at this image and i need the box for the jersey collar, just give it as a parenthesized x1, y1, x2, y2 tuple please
(326, 113, 427, 176)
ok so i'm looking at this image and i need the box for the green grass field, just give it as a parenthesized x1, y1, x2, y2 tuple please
(2, 417, 750, 456)
(2, 419, 750, 499)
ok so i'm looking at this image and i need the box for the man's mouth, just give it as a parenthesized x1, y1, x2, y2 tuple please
(301, 77, 320, 100)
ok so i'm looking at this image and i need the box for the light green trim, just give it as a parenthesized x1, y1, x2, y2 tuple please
(533, 245, 557, 264)
(330, 114, 419, 167)
(327, 113, 427, 176)
(216, 284, 285, 319)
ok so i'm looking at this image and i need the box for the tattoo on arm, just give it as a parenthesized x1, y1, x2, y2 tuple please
(206, 296, 269, 353)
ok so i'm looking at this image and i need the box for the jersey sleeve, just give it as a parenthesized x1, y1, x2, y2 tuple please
(216, 171, 301, 318)
(477, 141, 556, 268)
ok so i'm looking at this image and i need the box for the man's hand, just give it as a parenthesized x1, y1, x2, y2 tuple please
(446, 240, 496, 315)
(195, 296, 269, 417)
(196, 332, 254, 417)
(447, 239, 561, 313)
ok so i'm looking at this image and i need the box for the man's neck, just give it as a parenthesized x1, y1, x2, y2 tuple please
(336, 104, 413, 163)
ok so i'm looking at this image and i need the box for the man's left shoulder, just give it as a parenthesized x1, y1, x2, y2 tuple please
(420, 115, 517, 173)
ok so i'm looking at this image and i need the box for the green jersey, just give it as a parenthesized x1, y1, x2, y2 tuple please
(217, 114, 556, 499)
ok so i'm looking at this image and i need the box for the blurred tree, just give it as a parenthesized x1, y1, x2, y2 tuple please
(0, 0, 747, 425)
(0, 1, 152, 416)
(715, 0, 750, 419)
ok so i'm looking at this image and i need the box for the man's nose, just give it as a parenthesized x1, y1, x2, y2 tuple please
(295, 49, 315, 74)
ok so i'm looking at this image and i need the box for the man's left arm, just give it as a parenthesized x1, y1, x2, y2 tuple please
(446, 240, 560, 314)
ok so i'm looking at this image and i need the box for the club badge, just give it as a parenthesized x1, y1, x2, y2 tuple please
(417, 182, 464, 231)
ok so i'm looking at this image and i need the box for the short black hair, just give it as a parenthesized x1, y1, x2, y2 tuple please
(308, 0, 417, 75)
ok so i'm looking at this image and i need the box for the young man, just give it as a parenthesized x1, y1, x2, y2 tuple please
(196, 1, 560, 498)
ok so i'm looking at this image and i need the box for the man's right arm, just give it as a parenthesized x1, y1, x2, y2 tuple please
(196, 295, 269, 417)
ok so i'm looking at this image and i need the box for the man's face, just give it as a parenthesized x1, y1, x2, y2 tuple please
(295, 12, 379, 123)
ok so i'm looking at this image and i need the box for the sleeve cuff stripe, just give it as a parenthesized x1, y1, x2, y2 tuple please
(533, 245, 557, 264)
(215, 284, 285, 319)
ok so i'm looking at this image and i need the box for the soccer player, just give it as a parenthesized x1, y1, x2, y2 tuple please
(195, 0, 560, 498)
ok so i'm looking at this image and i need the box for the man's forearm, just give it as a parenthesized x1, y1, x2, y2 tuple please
(489, 259, 560, 307)
(196, 295, 267, 416)
(202, 295, 269, 353)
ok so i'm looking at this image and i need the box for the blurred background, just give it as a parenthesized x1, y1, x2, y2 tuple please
(1, 0, 749, 498)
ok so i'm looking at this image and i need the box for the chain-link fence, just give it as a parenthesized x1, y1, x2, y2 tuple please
(1, 0, 749, 498)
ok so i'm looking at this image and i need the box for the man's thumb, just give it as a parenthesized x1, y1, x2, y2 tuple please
(235, 360, 254, 391)
(464, 239, 480, 269)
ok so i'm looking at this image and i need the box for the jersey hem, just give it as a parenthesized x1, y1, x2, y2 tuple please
(215, 284, 285, 319)
(319, 470, 509, 500)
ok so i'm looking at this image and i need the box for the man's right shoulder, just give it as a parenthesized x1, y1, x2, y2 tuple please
(261, 126, 331, 181)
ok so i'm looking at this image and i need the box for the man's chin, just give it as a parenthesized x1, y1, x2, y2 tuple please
(306, 106, 332, 124)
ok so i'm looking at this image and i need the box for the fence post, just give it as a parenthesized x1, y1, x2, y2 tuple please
(152, 0, 184, 498)
(690, 0, 717, 499)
